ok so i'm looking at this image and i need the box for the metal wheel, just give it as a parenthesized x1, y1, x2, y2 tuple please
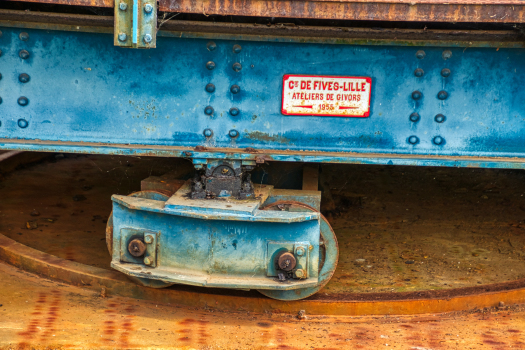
(106, 190, 175, 289)
(257, 201, 339, 301)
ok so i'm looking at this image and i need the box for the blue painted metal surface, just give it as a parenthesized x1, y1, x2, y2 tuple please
(0, 27, 524, 169)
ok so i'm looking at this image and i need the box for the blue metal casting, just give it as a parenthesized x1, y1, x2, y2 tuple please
(0, 26, 524, 169)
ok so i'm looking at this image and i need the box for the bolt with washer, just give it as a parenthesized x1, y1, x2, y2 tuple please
(144, 235, 154, 244)
(144, 3, 153, 13)
(295, 247, 306, 256)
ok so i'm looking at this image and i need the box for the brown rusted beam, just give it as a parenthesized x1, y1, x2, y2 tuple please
(4, 0, 112, 7)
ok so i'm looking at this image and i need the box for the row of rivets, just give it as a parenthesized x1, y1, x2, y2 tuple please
(202, 128, 239, 138)
(408, 135, 445, 145)
(411, 90, 448, 100)
(207, 41, 242, 54)
(416, 49, 452, 60)
(410, 113, 446, 123)
(206, 61, 242, 72)
(205, 83, 241, 94)
(413, 68, 451, 78)
(204, 106, 240, 116)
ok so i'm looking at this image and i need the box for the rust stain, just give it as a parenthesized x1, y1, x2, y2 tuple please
(5, 0, 112, 7)
(244, 131, 290, 144)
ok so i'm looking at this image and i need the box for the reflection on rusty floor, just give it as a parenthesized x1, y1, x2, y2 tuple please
(1, 261, 525, 349)
(1, 154, 525, 296)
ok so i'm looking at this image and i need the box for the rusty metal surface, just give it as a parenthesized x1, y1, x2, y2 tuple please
(4, 0, 112, 7)
(2, 261, 525, 349)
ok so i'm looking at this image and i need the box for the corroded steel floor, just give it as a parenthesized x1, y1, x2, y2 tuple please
(1, 154, 525, 296)
(1, 261, 525, 349)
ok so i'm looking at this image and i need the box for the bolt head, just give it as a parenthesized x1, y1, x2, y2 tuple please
(232, 62, 242, 72)
(233, 44, 242, 53)
(229, 107, 240, 116)
(437, 90, 448, 100)
(17, 119, 28, 128)
(203, 129, 213, 137)
(18, 96, 29, 107)
(144, 235, 153, 244)
(416, 50, 425, 59)
(206, 61, 216, 70)
(119, 2, 128, 10)
(207, 41, 217, 51)
(441, 68, 451, 78)
(230, 84, 240, 94)
(19, 50, 29, 59)
(442, 50, 452, 60)
(229, 129, 239, 138)
(296, 247, 306, 256)
(144, 3, 153, 13)
(295, 269, 306, 279)
(205, 83, 215, 93)
(19, 32, 29, 41)
(144, 257, 152, 265)
(412, 91, 422, 100)
(414, 68, 424, 77)
(433, 136, 444, 145)
(434, 114, 446, 123)
(204, 106, 214, 115)
(408, 136, 419, 145)
(118, 33, 127, 42)
(278, 252, 296, 271)
(128, 239, 146, 257)
(19, 73, 30, 83)
(409, 112, 420, 122)
(144, 34, 153, 43)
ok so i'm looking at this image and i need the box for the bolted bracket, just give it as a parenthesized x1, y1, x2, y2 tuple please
(114, 0, 157, 49)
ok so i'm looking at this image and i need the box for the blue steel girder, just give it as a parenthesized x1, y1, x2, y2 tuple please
(0, 26, 525, 168)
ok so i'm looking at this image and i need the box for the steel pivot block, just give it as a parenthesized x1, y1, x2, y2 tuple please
(114, 0, 157, 48)
(108, 180, 336, 300)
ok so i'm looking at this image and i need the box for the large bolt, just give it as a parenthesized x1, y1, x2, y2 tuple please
(203, 128, 213, 137)
(409, 112, 420, 122)
(433, 136, 444, 145)
(277, 252, 296, 271)
(205, 83, 215, 93)
(434, 114, 446, 123)
(118, 33, 127, 42)
(19, 73, 30, 83)
(206, 61, 216, 70)
(416, 50, 426, 59)
(233, 44, 242, 53)
(232, 62, 242, 72)
(296, 247, 306, 256)
(18, 96, 29, 106)
(17, 119, 28, 128)
(295, 269, 306, 279)
(19, 32, 29, 41)
(144, 34, 153, 43)
(414, 68, 424, 77)
(119, 2, 128, 10)
(442, 50, 452, 60)
(128, 239, 146, 257)
(230, 85, 240, 94)
(207, 41, 217, 51)
(144, 3, 153, 13)
(229, 129, 239, 138)
(19, 50, 30, 59)
(441, 68, 451, 78)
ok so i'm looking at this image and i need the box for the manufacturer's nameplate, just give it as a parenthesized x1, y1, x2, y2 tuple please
(282, 75, 372, 117)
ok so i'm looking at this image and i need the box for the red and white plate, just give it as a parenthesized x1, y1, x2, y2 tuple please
(282, 74, 372, 117)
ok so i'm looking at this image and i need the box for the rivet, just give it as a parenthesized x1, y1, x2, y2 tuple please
(414, 68, 424, 77)
(119, 2, 127, 10)
(144, 3, 153, 13)
(229, 107, 240, 116)
(206, 61, 216, 70)
(434, 114, 446, 123)
(232, 62, 242, 72)
(233, 44, 242, 54)
(412, 90, 422, 100)
(203, 129, 213, 137)
(204, 106, 214, 115)
(408, 135, 419, 145)
(205, 83, 215, 93)
(441, 68, 451, 78)
(19, 50, 30, 59)
(409, 112, 420, 122)
(433, 136, 444, 145)
(207, 41, 217, 51)
(416, 50, 425, 59)
(442, 50, 452, 60)
(18, 119, 29, 128)
(143, 34, 152, 43)
(229, 129, 239, 138)
(19, 73, 30, 83)
(19, 32, 29, 41)
(118, 33, 127, 42)
(18, 96, 29, 106)
(230, 84, 240, 94)
(437, 90, 448, 100)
